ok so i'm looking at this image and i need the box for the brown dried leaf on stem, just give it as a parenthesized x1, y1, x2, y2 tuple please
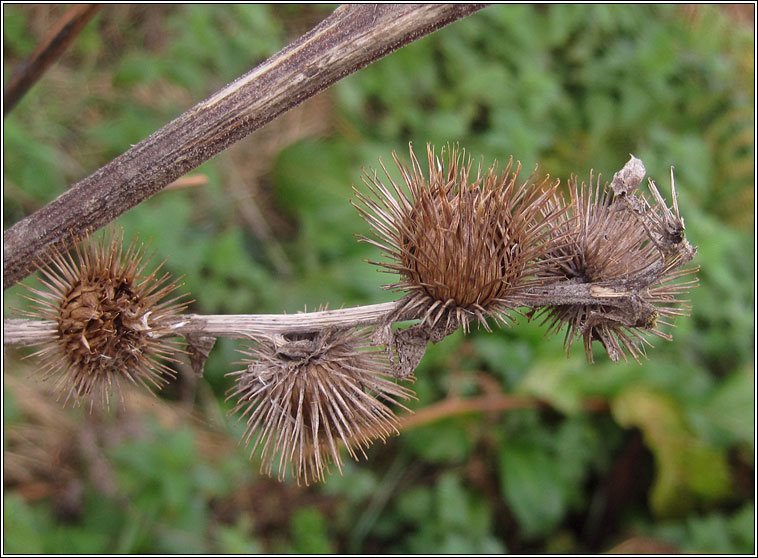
(226, 328, 415, 486)
(21, 226, 190, 409)
(535, 158, 698, 362)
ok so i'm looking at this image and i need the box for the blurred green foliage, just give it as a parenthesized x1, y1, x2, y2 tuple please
(4, 419, 262, 554)
(3, 4, 754, 554)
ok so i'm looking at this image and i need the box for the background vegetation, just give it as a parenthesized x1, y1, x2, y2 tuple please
(3, 4, 754, 554)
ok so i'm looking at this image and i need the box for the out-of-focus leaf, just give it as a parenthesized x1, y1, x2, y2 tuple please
(215, 515, 263, 554)
(3, 118, 68, 208)
(470, 331, 535, 388)
(3, 386, 21, 424)
(612, 387, 733, 517)
(652, 503, 755, 554)
(398, 472, 506, 554)
(3, 494, 46, 554)
(516, 358, 587, 414)
(2, 8, 34, 55)
(728, 503, 756, 554)
(394, 485, 433, 523)
(695, 365, 755, 448)
(401, 418, 472, 464)
(497, 413, 623, 539)
(287, 507, 334, 554)
(498, 439, 566, 538)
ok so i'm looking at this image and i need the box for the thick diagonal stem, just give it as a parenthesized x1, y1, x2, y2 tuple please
(3, 4, 486, 290)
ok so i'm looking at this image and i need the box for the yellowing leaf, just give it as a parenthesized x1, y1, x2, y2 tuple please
(612, 387, 733, 517)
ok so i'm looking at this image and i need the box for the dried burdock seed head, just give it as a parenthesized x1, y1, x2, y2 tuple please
(353, 142, 562, 332)
(22, 227, 189, 409)
(536, 169, 698, 363)
(227, 328, 414, 486)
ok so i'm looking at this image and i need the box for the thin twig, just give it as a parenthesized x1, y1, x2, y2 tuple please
(3, 4, 101, 116)
(398, 394, 608, 431)
(165, 175, 208, 190)
(3, 4, 487, 290)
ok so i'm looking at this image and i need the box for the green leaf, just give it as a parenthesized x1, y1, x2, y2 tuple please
(288, 507, 334, 554)
(653, 503, 756, 554)
(215, 515, 264, 554)
(401, 418, 472, 464)
(394, 486, 433, 523)
(698, 365, 755, 447)
(2, 8, 35, 55)
(516, 357, 587, 414)
(498, 439, 566, 538)
(400, 473, 505, 554)
(3, 494, 47, 554)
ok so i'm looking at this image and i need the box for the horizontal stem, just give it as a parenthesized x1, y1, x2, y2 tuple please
(3, 319, 59, 346)
(167, 302, 401, 338)
(2, 281, 655, 346)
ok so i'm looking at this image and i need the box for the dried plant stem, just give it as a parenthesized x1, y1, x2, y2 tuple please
(170, 302, 401, 338)
(3, 280, 674, 346)
(398, 394, 608, 431)
(3, 319, 59, 346)
(3, 4, 486, 290)
(3, 4, 101, 116)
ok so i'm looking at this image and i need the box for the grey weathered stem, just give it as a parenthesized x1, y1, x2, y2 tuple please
(4, 319, 59, 346)
(169, 302, 401, 338)
(3, 4, 486, 290)
(2, 282, 655, 346)
(3, 302, 397, 345)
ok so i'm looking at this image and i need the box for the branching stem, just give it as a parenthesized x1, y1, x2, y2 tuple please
(2, 281, 667, 346)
